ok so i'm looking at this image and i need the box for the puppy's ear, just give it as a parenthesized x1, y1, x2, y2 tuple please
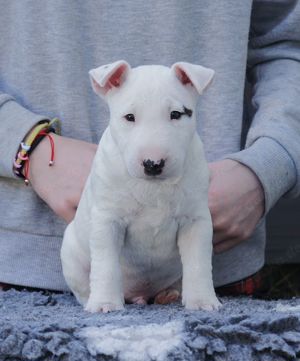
(89, 60, 131, 97)
(171, 62, 215, 95)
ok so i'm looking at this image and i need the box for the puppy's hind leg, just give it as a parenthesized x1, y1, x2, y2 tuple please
(61, 221, 90, 306)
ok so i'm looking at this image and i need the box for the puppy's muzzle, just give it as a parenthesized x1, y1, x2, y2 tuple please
(143, 159, 165, 176)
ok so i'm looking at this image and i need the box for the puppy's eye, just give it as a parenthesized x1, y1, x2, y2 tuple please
(170, 111, 182, 120)
(124, 113, 135, 122)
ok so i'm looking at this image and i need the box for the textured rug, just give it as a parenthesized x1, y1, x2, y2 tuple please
(0, 289, 300, 361)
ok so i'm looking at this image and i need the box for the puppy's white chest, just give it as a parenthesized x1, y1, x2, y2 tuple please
(126, 202, 178, 249)
(122, 203, 182, 298)
(129, 195, 177, 232)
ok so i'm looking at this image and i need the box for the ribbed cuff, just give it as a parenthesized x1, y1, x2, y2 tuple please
(224, 137, 297, 213)
(0, 228, 68, 291)
(0, 98, 50, 178)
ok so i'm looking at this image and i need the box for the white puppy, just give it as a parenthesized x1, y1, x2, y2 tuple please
(60, 61, 221, 313)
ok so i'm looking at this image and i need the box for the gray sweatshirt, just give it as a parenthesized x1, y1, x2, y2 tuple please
(0, 0, 299, 291)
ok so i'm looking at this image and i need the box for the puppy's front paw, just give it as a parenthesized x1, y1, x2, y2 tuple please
(85, 299, 124, 313)
(183, 295, 222, 311)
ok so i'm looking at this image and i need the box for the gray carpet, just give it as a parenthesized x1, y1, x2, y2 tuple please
(1, 289, 300, 361)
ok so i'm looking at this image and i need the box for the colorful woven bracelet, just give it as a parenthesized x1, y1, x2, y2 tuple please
(13, 118, 61, 184)
(29, 126, 55, 155)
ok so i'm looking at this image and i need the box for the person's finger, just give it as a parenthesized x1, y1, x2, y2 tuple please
(212, 221, 233, 244)
(213, 219, 245, 243)
(59, 207, 76, 224)
(71, 191, 83, 210)
(50, 199, 77, 224)
(212, 231, 226, 245)
(213, 237, 241, 254)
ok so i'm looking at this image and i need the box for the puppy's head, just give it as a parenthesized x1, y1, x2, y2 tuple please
(89, 61, 214, 181)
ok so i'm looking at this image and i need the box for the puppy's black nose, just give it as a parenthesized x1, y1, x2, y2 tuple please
(143, 159, 165, 176)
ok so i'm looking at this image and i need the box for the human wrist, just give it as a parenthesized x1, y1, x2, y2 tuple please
(21, 132, 55, 177)
(14, 118, 61, 184)
(224, 137, 296, 213)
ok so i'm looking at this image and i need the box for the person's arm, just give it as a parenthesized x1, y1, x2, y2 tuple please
(226, 0, 300, 212)
(0, 93, 50, 178)
(29, 133, 97, 223)
(0, 92, 97, 222)
(211, 0, 300, 252)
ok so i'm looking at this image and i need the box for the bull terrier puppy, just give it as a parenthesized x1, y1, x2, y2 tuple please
(60, 60, 221, 313)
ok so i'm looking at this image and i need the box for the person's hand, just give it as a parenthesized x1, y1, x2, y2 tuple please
(208, 159, 265, 254)
(28, 133, 97, 223)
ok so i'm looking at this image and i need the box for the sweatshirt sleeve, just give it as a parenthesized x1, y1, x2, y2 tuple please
(0, 93, 50, 179)
(225, 0, 300, 213)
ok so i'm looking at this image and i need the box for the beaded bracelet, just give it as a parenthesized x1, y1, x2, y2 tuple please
(13, 118, 61, 185)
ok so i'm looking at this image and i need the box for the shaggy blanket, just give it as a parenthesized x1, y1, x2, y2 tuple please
(0, 289, 300, 361)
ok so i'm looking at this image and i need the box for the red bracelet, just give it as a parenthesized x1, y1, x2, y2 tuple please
(23, 130, 56, 185)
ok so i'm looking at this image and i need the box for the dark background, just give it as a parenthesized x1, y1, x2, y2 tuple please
(266, 198, 300, 264)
